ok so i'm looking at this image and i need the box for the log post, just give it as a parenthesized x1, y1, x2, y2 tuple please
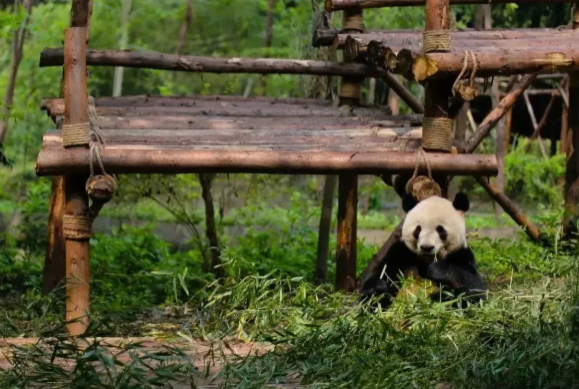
(44, 0, 92, 296)
(316, 175, 337, 285)
(335, 8, 363, 291)
(43, 176, 66, 295)
(563, 4, 579, 239)
(422, 0, 452, 194)
(63, 27, 90, 336)
(335, 174, 358, 292)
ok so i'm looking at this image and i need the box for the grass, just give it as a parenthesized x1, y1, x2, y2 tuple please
(1, 221, 579, 388)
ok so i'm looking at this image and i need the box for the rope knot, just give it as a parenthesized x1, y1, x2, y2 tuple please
(422, 117, 453, 152)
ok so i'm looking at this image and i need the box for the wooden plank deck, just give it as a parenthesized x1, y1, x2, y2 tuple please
(35, 95, 498, 177)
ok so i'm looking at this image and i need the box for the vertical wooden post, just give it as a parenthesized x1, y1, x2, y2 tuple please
(335, 8, 363, 291)
(561, 101, 569, 154)
(43, 176, 66, 295)
(423, 0, 452, 195)
(335, 174, 358, 292)
(316, 175, 337, 285)
(564, 4, 579, 239)
(44, 0, 92, 296)
(64, 27, 90, 336)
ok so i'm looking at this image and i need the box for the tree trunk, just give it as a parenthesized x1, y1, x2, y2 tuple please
(175, 0, 193, 56)
(199, 173, 223, 278)
(315, 175, 337, 285)
(0, 0, 34, 144)
(112, 0, 132, 97)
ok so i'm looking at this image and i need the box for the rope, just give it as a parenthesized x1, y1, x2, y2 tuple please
(423, 30, 451, 53)
(63, 215, 92, 240)
(406, 148, 442, 201)
(422, 117, 453, 151)
(342, 9, 365, 31)
(452, 51, 478, 101)
(62, 122, 90, 147)
(411, 148, 433, 181)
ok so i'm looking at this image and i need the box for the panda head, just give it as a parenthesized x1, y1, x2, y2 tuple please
(401, 193, 470, 260)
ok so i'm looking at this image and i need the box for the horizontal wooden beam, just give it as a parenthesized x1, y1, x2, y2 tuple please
(40, 48, 388, 78)
(396, 47, 579, 81)
(36, 147, 498, 176)
(326, 0, 574, 10)
(329, 28, 577, 49)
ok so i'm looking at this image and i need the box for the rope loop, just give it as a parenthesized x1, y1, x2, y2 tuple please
(406, 148, 442, 201)
(423, 30, 451, 53)
(63, 215, 92, 240)
(452, 50, 479, 101)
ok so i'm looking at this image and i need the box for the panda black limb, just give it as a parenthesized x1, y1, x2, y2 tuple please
(360, 193, 488, 309)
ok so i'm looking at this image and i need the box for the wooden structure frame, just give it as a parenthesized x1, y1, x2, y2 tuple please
(31, 0, 579, 339)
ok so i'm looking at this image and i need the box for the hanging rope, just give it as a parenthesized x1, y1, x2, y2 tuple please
(86, 97, 117, 220)
(452, 50, 478, 101)
(423, 30, 451, 53)
(406, 148, 442, 201)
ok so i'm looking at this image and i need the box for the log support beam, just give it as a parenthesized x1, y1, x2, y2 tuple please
(63, 27, 90, 336)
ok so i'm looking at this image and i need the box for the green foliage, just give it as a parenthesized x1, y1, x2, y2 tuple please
(505, 142, 565, 206)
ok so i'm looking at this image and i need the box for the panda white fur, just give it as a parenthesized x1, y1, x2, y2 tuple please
(360, 192, 487, 308)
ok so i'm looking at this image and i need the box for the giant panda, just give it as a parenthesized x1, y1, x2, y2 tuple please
(360, 192, 488, 308)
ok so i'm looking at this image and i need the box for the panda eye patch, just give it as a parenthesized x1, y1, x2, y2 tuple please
(413, 226, 421, 240)
(436, 225, 447, 240)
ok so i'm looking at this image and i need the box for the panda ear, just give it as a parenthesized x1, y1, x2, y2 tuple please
(453, 192, 470, 213)
(402, 194, 418, 213)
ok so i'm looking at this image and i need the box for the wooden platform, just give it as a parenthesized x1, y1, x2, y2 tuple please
(36, 95, 498, 176)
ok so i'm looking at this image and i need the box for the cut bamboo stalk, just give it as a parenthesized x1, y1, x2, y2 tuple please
(326, 0, 575, 10)
(40, 48, 389, 78)
(63, 27, 90, 337)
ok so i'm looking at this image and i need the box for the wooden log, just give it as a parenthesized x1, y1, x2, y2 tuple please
(43, 176, 66, 295)
(70, 0, 91, 27)
(40, 48, 389, 78)
(345, 35, 367, 62)
(561, 98, 569, 154)
(339, 8, 364, 106)
(336, 174, 358, 292)
(63, 27, 90, 337)
(36, 148, 499, 176)
(396, 47, 579, 81)
(316, 175, 338, 285)
(466, 74, 537, 154)
(326, 0, 575, 10)
(331, 29, 578, 49)
(476, 177, 541, 242)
